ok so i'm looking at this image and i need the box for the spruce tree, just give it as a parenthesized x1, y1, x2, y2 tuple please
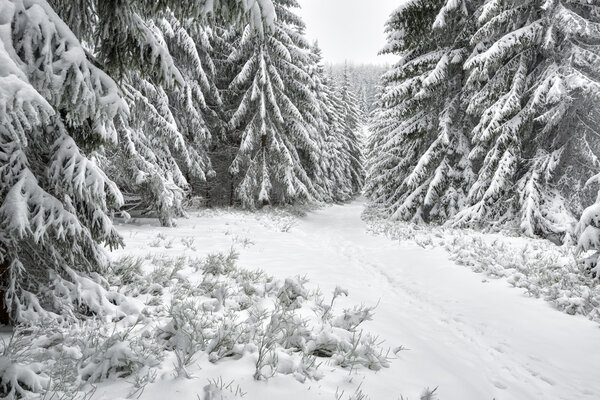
(308, 43, 357, 201)
(202, 24, 242, 206)
(336, 66, 366, 195)
(104, 11, 220, 226)
(365, 0, 473, 223)
(303, 43, 336, 201)
(225, 0, 322, 207)
(455, 0, 600, 239)
(0, 0, 126, 322)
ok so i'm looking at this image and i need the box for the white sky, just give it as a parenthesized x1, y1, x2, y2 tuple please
(295, 0, 399, 65)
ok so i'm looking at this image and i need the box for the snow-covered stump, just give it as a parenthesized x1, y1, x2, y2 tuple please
(577, 203, 600, 275)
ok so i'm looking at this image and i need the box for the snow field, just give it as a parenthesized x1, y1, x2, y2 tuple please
(3, 200, 600, 399)
(105, 200, 600, 399)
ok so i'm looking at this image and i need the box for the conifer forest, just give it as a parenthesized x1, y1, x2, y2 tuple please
(0, 1, 599, 399)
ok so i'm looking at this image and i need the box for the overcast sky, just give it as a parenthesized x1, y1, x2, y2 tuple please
(296, 0, 399, 65)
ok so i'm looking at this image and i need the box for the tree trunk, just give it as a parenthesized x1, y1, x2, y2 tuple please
(205, 184, 211, 207)
(229, 174, 235, 207)
(0, 246, 12, 326)
(261, 134, 270, 206)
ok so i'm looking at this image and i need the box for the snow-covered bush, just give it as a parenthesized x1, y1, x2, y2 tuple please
(576, 203, 600, 275)
(0, 247, 392, 398)
(0, 357, 49, 398)
(146, 250, 391, 382)
(307, 328, 390, 372)
(201, 250, 239, 276)
(76, 322, 163, 383)
(333, 303, 376, 332)
(277, 277, 310, 310)
(333, 331, 390, 372)
(367, 215, 600, 322)
(0, 333, 50, 398)
(203, 377, 247, 400)
(109, 256, 144, 287)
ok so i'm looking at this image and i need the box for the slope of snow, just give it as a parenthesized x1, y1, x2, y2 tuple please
(103, 199, 600, 400)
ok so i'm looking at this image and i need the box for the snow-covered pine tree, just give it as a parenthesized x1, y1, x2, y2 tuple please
(50, 0, 277, 78)
(225, 0, 323, 207)
(282, 30, 335, 203)
(48, 0, 278, 225)
(111, 10, 226, 226)
(92, 2, 216, 226)
(162, 15, 225, 195)
(48, 0, 201, 226)
(307, 42, 358, 202)
(358, 86, 370, 120)
(109, 78, 193, 227)
(328, 63, 387, 118)
(199, 24, 243, 206)
(365, 0, 473, 223)
(157, 2, 281, 209)
(302, 43, 336, 202)
(0, 0, 126, 322)
(335, 66, 365, 195)
(364, 84, 393, 209)
(454, 0, 600, 240)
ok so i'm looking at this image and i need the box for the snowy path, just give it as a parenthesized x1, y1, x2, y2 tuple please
(112, 199, 600, 399)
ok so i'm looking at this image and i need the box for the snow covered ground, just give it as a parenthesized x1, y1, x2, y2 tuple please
(92, 198, 600, 400)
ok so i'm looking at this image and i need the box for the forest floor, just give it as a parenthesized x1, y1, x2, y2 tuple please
(88, 198, 600, 400)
